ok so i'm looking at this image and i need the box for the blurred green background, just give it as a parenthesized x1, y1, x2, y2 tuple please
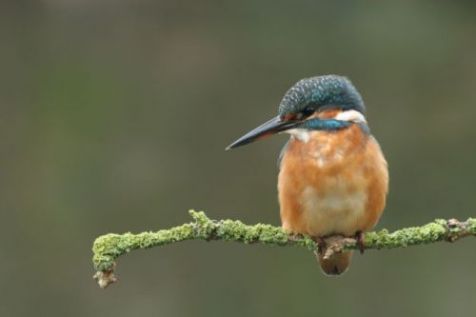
(1, 1, 476, 316)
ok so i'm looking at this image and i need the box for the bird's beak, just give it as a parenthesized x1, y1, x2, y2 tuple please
(226, 115, 301, 150)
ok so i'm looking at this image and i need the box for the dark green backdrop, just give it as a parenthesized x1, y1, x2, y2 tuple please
(1, 1, 476, 316)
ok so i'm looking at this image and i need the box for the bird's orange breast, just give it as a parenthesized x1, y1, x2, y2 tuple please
(278, 124, 388, 237)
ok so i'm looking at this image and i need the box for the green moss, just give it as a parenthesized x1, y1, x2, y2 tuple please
(468, 218, 476, 233)
(93, 211, 476, 274)
(364, 220, 448, 249)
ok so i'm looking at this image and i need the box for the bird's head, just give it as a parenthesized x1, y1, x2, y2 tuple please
(226, 75, 366, 150)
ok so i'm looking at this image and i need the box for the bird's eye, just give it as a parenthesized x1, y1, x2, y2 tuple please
(300, 106, 314, 118)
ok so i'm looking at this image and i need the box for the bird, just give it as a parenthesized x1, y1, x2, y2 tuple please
(226, 75, 388, 275)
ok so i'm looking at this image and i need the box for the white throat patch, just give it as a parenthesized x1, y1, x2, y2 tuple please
(285, 129, 311, 142)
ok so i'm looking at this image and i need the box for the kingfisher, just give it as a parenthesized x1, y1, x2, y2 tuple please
(226, 75, 388, 275)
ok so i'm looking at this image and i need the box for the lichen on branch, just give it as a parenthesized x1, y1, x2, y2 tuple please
(92, 210, 476, 288)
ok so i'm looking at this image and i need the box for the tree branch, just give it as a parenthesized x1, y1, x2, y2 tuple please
(92, 210, 476, 288)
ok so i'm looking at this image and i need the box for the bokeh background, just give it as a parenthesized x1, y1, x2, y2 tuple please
(1, 1, 476, 316)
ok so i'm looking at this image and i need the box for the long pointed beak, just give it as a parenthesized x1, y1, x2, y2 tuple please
(226, 115, 300, 150)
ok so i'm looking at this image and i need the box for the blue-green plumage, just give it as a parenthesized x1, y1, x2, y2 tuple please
(278, 75, 365, 116)
(298, 118, 351, 131)
(226, 75, 367, 150)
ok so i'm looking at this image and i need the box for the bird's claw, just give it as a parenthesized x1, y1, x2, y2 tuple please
(355, 231, 365, 254)
(312, 236, 327, 255)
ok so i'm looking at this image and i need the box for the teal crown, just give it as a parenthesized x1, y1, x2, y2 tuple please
(278, 75, 365, 116)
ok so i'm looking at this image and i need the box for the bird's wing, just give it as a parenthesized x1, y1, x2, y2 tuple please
(277, 140, 290, 170)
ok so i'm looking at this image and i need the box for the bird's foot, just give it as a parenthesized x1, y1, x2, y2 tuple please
(355, 231, 365, 254)
(312, 236, 327, 255)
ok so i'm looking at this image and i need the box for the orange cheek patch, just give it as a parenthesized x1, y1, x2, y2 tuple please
(282, 113, 297, 121)
(315, 109, 342, 119)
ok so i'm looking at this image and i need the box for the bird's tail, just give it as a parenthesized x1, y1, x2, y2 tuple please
(317, 251, 353, 276)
